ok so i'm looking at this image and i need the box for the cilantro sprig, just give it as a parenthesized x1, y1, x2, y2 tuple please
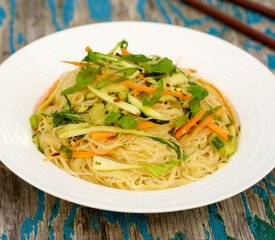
(190, 83, 208, 100)
(62, 66, 98, 95)
(105, 111, 137, 129)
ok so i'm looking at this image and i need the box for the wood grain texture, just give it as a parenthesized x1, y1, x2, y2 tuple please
(0, 0, 274, 239)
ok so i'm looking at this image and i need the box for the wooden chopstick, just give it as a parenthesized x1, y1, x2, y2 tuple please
(184, 0, 275, 50)
(225, 0, 275, 19)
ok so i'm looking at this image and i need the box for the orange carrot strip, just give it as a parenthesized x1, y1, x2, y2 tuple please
(62, 61, 85, 67)
(71, 138, 83, 150)
(188, 68, 197, 73)
(37, 80, 59, 108)
(206, 122, 228, 141)
(72, 151, 112, 158)
(180, 108, 223, 145)
(85, 46, 90, 53)
(121, 48, 130, 56)
(119, 81, 190, 100)
(137, 121, 157, 130)
(198, 79, 237, 125)
(175, 109, 206, 140)
(91, 131, 117, 141)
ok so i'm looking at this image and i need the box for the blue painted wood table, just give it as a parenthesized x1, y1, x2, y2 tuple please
(0, 0, 274, 239)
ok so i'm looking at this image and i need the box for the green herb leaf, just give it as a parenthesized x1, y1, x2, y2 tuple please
(59, 144, 72, 160)
(211, 136, 225, 150)
(51, 110, 85, 127)
(142, 160, 181, 177)
(118, 116, 137, 129)
(121, 54, 151, 63)
(96, 67, 138, 89)
(105, 111, 121, 125)
(175, 113, 189, 128)
(143, 79, 164, 106)
(190, 83, 208, 100)
(30, 114, 39, 129)
(142, 57, 175, 75)
(189, 97, 201, 116)
(62, 66, 98, 95)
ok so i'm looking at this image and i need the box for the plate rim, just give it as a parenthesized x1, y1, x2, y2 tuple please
(0, 21, 275, 213)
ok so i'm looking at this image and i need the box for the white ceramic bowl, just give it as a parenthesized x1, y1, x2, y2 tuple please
(0, 22, 274, 213)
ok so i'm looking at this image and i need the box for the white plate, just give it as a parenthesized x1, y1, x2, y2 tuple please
(0, 22, 274, 213)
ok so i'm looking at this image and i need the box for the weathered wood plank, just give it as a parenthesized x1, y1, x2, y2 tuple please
(0, 0, 274, 239)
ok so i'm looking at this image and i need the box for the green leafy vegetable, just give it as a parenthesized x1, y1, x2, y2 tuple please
(118, 116, 137, 129)
(142, 79, 164, 106)
(211, 136, 225, 150)
(50, 110, 85, 127)
(105, 111, 121, 125)
(121, 54, 151, 63)
(142, 160, 181, 177)
(190, 83, 209, 100)
(142, 57, 175, 75)
(96, 67, 138, 89)
(32, 134, 44, 153)
(59, 144, 72, 160)
(189, 97, 201, 116)
(62, 66, 98, 95)
(228, 135, 233, 141)
(175, 113, 189, 128)
(30, 114, 39, 129)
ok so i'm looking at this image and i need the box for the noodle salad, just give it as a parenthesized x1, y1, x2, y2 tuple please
(30, 40, 239, 190)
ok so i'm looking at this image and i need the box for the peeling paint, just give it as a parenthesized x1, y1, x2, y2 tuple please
(48, 198, 60, 240)
(20, 191, 45, 240)
(63, 204, 79, 240)
(208, 204, 235, 240)
(241, 192, 275, 240)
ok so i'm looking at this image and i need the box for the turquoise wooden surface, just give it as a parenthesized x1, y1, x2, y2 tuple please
(0, 0, 274, 239)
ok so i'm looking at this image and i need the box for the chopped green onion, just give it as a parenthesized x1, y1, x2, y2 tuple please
(30, 114, 39, 129)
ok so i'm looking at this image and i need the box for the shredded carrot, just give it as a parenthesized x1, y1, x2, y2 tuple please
(37, 80, 59, 109)
(71, 138, 83, 150)
(188, 68, 197, 73)
(138, 74, 145, 79)
(62, 61, 84, 67)
(137, 121, 157, 130)
(96, 72, 109, 80)
(119, 81, 190, 100)
(110, 75, 119, 81)
(121, 48, 130, 56)
(91, 131, 117, 141)
(198, 79, 237, 125)
(180, 108, 223, 145)
(72, 151, 112, 158)
(175, 109, 206, 140)
(206, 122, 228, 141)
(133, 89, 138, 97)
